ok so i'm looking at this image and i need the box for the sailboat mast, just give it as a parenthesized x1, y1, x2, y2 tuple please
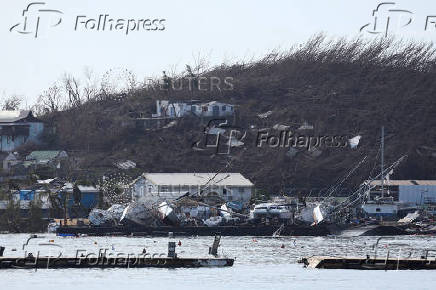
(381, 126, 385, 198)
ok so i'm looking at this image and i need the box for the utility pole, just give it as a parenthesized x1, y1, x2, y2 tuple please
(381, 126, 385, 198)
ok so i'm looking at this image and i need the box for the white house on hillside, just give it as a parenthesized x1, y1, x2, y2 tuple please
(0, 110, 44, 152)
(152, 100, 234, 118)
(128, 173, 253, 205)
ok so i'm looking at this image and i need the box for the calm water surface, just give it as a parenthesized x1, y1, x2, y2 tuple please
(1, 234, 436, 290)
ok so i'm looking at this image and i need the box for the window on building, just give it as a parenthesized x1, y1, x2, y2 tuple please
(376, 208, 381, 212)
(202, 106, 208, 112)
(223, 188, 227, 195)
(222, 106, 226, 111)
(230, 106, 233, 111)
(238, 187, 244, 193)
(191, 106, 196, 112)
(160, 186, 169, 192)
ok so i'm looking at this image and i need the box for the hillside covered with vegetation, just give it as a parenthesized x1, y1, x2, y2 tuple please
(27, 35, 436, 195)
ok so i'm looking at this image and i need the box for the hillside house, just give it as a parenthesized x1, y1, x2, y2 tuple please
(128, 173, 253, 205)
(0, 110, 44, 152)
(25, 150, 68, 167)
(1, 152, 20, 171)
(153, 100, 235, 118)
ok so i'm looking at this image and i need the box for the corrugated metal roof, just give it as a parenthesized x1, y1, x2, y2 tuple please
(26, 150, 66, 162)
(0, 110, 32, 123)
(78, 185, 99, 192)
(62, 183, 99, 192)
(368, 180, 436, 186)
(143, 173, 253, 186)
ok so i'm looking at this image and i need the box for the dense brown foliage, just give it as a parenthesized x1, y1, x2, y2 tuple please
(37, 35, 436, 194)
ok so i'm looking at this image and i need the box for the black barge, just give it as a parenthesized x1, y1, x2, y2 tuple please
(0, 236, 234, 269)
(0, 256, 234, 269)
(300, 255, 436, 270)
(56, 224, 332, 237)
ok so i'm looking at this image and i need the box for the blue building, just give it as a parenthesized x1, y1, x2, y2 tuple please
(60, 184, 100, 218)
(6, 189, 52, 218)
(0, 186, 100, 219)
(0, 110, 44, 152)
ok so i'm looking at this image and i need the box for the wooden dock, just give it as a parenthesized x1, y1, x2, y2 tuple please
(299, 256, 436, 270)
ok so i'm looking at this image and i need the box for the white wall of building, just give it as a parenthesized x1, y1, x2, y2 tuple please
(362, 203, 398, 216)
(399, 185, 436, 205)
(154, 100, 234, 118)
(130, 176, 252, 205)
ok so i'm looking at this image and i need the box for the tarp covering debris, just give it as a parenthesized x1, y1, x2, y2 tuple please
(349, 136, 361, 149)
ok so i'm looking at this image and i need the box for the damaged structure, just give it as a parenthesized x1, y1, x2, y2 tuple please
(361, 180, 436, 219)
(128, 173, 253, 205)
(153, 100, 235, 118)
(0, 110, 44, 152)
(134, 100, 236, 131)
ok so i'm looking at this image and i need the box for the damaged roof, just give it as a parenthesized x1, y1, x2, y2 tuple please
(143, 173, 254, 186)
(0, 110, 39, 123)
(26, 150, 67, 162)
(368, 180, 436, 186)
